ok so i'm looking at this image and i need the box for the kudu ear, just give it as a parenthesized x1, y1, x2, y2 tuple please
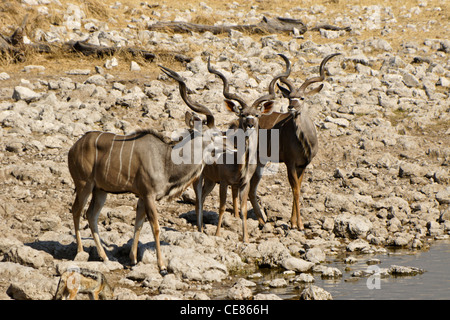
(224, 99, 241, 114)
(260, 100, 275, 115)
(185, 111, 194, 128)
(277, 83, 291, 98)
(185, 111, 202, 128)
(305, 84, 324, 96)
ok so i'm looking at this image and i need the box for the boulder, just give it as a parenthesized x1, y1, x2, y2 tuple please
(325, 193, 356, 212)
(436, 188, 450, 205)
(256, 240, 291, 268)
(388, 265, 425, 276)
(12, 86, 41, 102)
(313, 265, 343, 278)
(334, 213, 373, 239)
(293, 273, 315, 283)
(346, 239, 371, 252)
(168, 252, 228, 282)
(140, 243, 228, 282)
(127, 264, 161, 282)
(281, 257, 314, 273)
(227, 282, 253, 300)
(254, 293, 282, 300)
(399, 162, 427, 178)
(85, 75, 107, 86)
(300, 285, 333, 300)
(267, 278, 288, 288)
(0, 262, 56, 300)
(5, 245, 54, 269)
(304, 247, 326, 263)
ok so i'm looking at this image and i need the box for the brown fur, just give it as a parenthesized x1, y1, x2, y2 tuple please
(193, 60, 280, 243)
(248, 53, 339, 230)
(68, 67, 221, 274)
(54, 268, 113, 300)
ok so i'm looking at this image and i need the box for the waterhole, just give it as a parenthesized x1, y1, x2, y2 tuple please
(253, 240, 450, 300)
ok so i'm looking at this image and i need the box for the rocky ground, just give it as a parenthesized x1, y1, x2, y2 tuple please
(0, 0, 448, 300)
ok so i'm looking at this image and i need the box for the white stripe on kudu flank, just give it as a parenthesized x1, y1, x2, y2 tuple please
(105, 135, 116, 179)
(125, 137, 136, 186)
(117, 138, 125, 184)
(94, 132, 105, 166)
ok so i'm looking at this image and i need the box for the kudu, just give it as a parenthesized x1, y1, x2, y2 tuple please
(248, 53, 341, 230)
(188, 56, 291, 242)
(67, 68, 222, 274)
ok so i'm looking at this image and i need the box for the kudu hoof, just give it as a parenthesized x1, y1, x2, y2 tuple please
(160, 268, 169, 277)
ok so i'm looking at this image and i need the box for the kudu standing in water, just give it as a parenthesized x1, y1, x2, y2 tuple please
(67, 68, 222, 274)
(248, 53, 341, 230)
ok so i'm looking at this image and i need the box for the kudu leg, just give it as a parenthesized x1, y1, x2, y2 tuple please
(143, 195, 167, 275)
(194, 176, 215, 232)
(71, 182, 94, 255)
(193, 176, 203, 231)
(249, 166, 266, 225)
(296, 170, 305, 229)
(231, 186, 239, 218)
(215, 182, 228, 237)
(287, 166, 305, 230)
(86, 188, 108, 261)
(129, 198, 145, 265)
(239, 183, 251, 243)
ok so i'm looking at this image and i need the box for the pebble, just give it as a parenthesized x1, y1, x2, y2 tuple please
(388, 265, 425, 276)
(130, 61, 141, 71)
(66, 69, 91, 75)
(22, 65, 45, 73)
(0, 72, 10, 80)
(267, 278, 288, 288)
(293, 273, 315, 283)
(105, 57, 119, 70)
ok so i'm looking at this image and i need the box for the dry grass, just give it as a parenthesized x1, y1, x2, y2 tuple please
(80, 0, 109, 19)
(0, 0, 448, 79)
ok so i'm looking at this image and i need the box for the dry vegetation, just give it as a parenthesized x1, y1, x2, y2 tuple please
(0, 0, 448, 77)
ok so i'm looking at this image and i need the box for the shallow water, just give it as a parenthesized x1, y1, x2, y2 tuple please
(255, 240, 450, 300)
